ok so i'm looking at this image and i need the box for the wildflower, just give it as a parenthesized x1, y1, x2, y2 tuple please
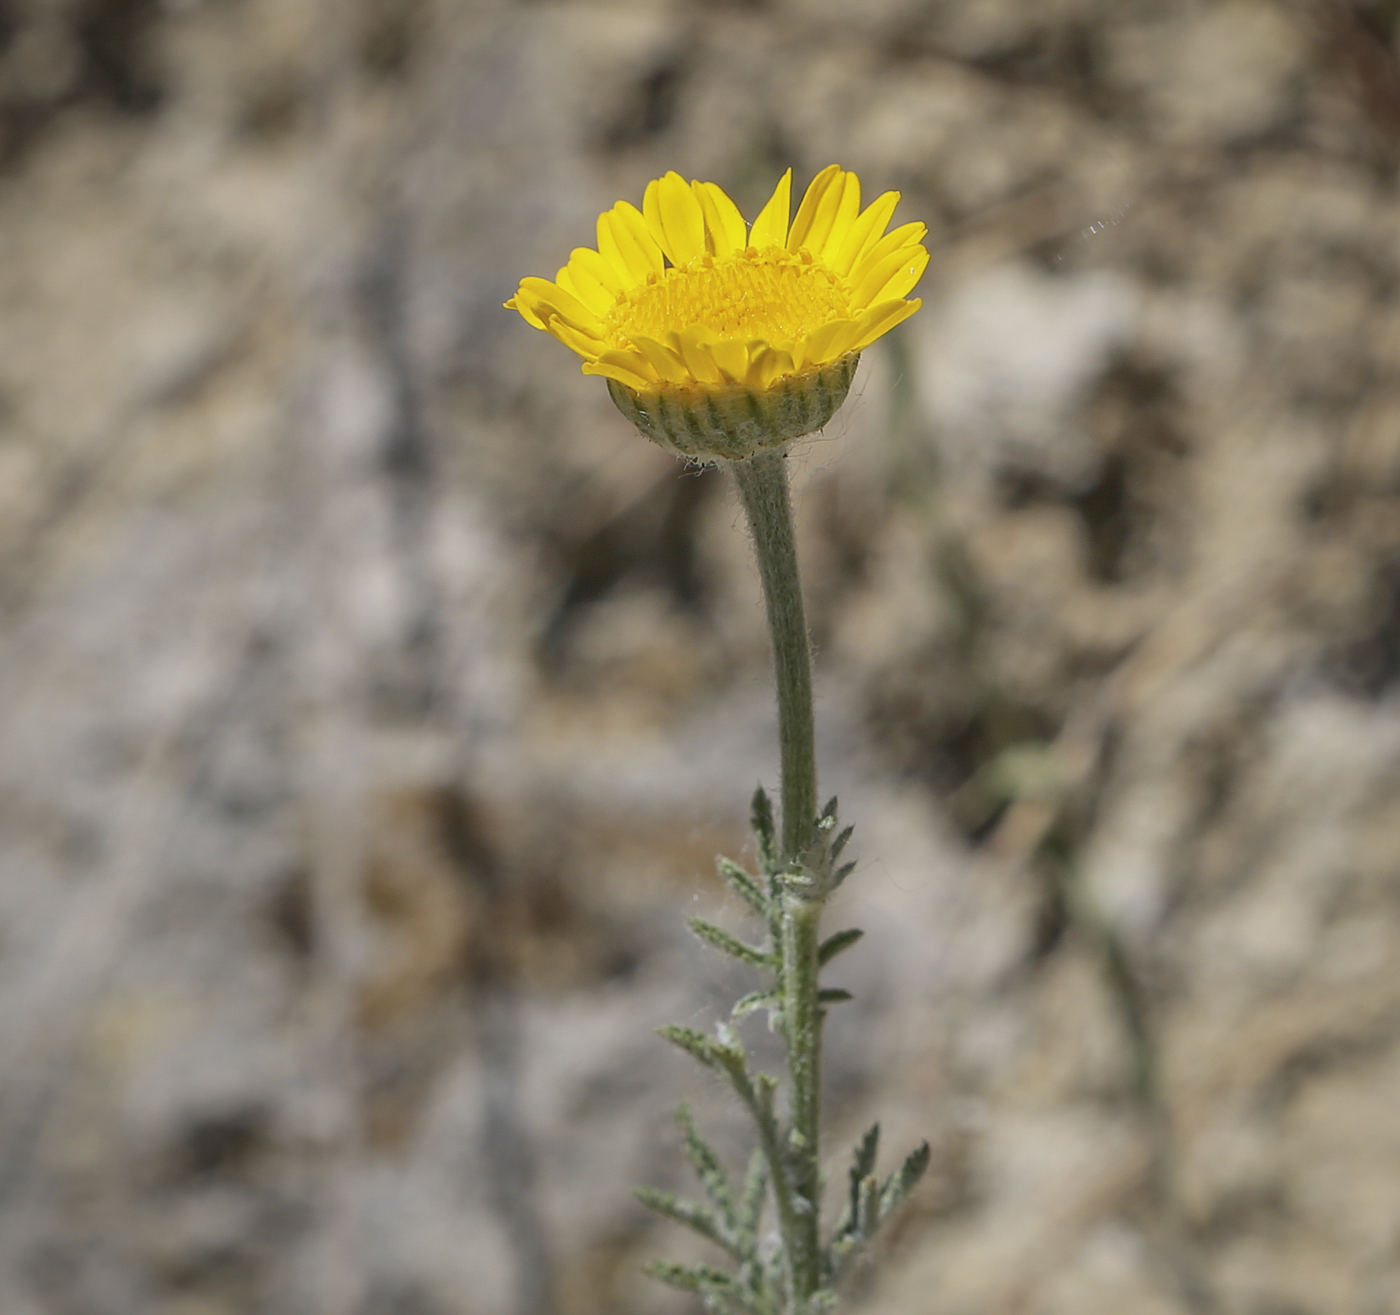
(506, 166, 927, 459)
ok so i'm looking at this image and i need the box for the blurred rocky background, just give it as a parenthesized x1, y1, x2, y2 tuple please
(3, 0, 1400, 1312)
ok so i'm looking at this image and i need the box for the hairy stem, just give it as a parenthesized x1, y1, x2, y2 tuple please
(732, 451, 824, 1310)
(731, 453, 817, 864)
(779, 895, 824, 1305)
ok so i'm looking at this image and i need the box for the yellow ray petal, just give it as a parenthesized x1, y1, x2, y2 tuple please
(631, 333, 693, 385)
(848, 297, 921, 353)
(866, 247, 928, 305)
(747, 344, 796, 389)
(692, 181, 748, 256)
(505, 294, 547, 331)
(583, 350, 657, 390)
(644, 171, 707, 266)
(830, 190, 900, 276)
(569, 246, 625, 296)
(555, 263, 613, 318)
(849, 244, 928, 311)
(848, 222, 927, 286)
(547, 315, 608, 360)
(817, 172, 862, 264)
(787, 164, 843, 253)
(668, 328, 725, 385)
(798, 318, 859, 367)
(515, 277, 604, 335)
(748, 169, 792, 249)
(709, 338, 749, 383)
(597, 202, 664, 285)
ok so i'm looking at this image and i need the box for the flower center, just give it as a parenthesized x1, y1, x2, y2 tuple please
(607, 246, 852, 348)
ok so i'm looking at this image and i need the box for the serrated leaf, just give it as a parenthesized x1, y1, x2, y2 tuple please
(690, 917, 774, 968)
(717, 857, 768, 917)
(818, 988, 853, 1005)
(818, 928, 864, 966)
(877, 1141, 931, 1223)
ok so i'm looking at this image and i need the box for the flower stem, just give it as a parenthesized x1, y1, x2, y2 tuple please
(732, 451, 824, 1311)
(731, 453, 817, 864)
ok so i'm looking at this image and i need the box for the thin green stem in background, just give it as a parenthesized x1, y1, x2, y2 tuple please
(732, 451, 824, 1309)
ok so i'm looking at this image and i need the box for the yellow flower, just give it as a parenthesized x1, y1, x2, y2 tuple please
(506, 166, 927, 460)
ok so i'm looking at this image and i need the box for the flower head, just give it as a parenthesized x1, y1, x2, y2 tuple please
(506, 166, 927, 460)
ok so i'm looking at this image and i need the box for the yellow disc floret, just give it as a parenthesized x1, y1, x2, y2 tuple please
(506, 165, 928, 459)
(611, 248, 851, 347)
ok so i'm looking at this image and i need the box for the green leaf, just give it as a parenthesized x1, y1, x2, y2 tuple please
(831, 1124, 880, 1251)
(718, 857, 768, 917)
(818, 927, 864, 966)
(732, 990, 779, 1020)
(658, 1025, 722, 1070)
(751, 787, 776, 872)
(878, 1141, 930, 1223)
(634, 1186, 738, 1258)
(858, 1172, 880, 1239)
(820, 796, 839, 823)
(740, 1147, 767, 1236)
(829, 824, 854, 862)
(818, 988, 853, 1005)
(676, 1106, 739, 1228)
(831, 860, 856, 890)
(646, 1261, 759, 1315)
(689, 917, 774, 968)
(852, 1123, 880, 1183)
